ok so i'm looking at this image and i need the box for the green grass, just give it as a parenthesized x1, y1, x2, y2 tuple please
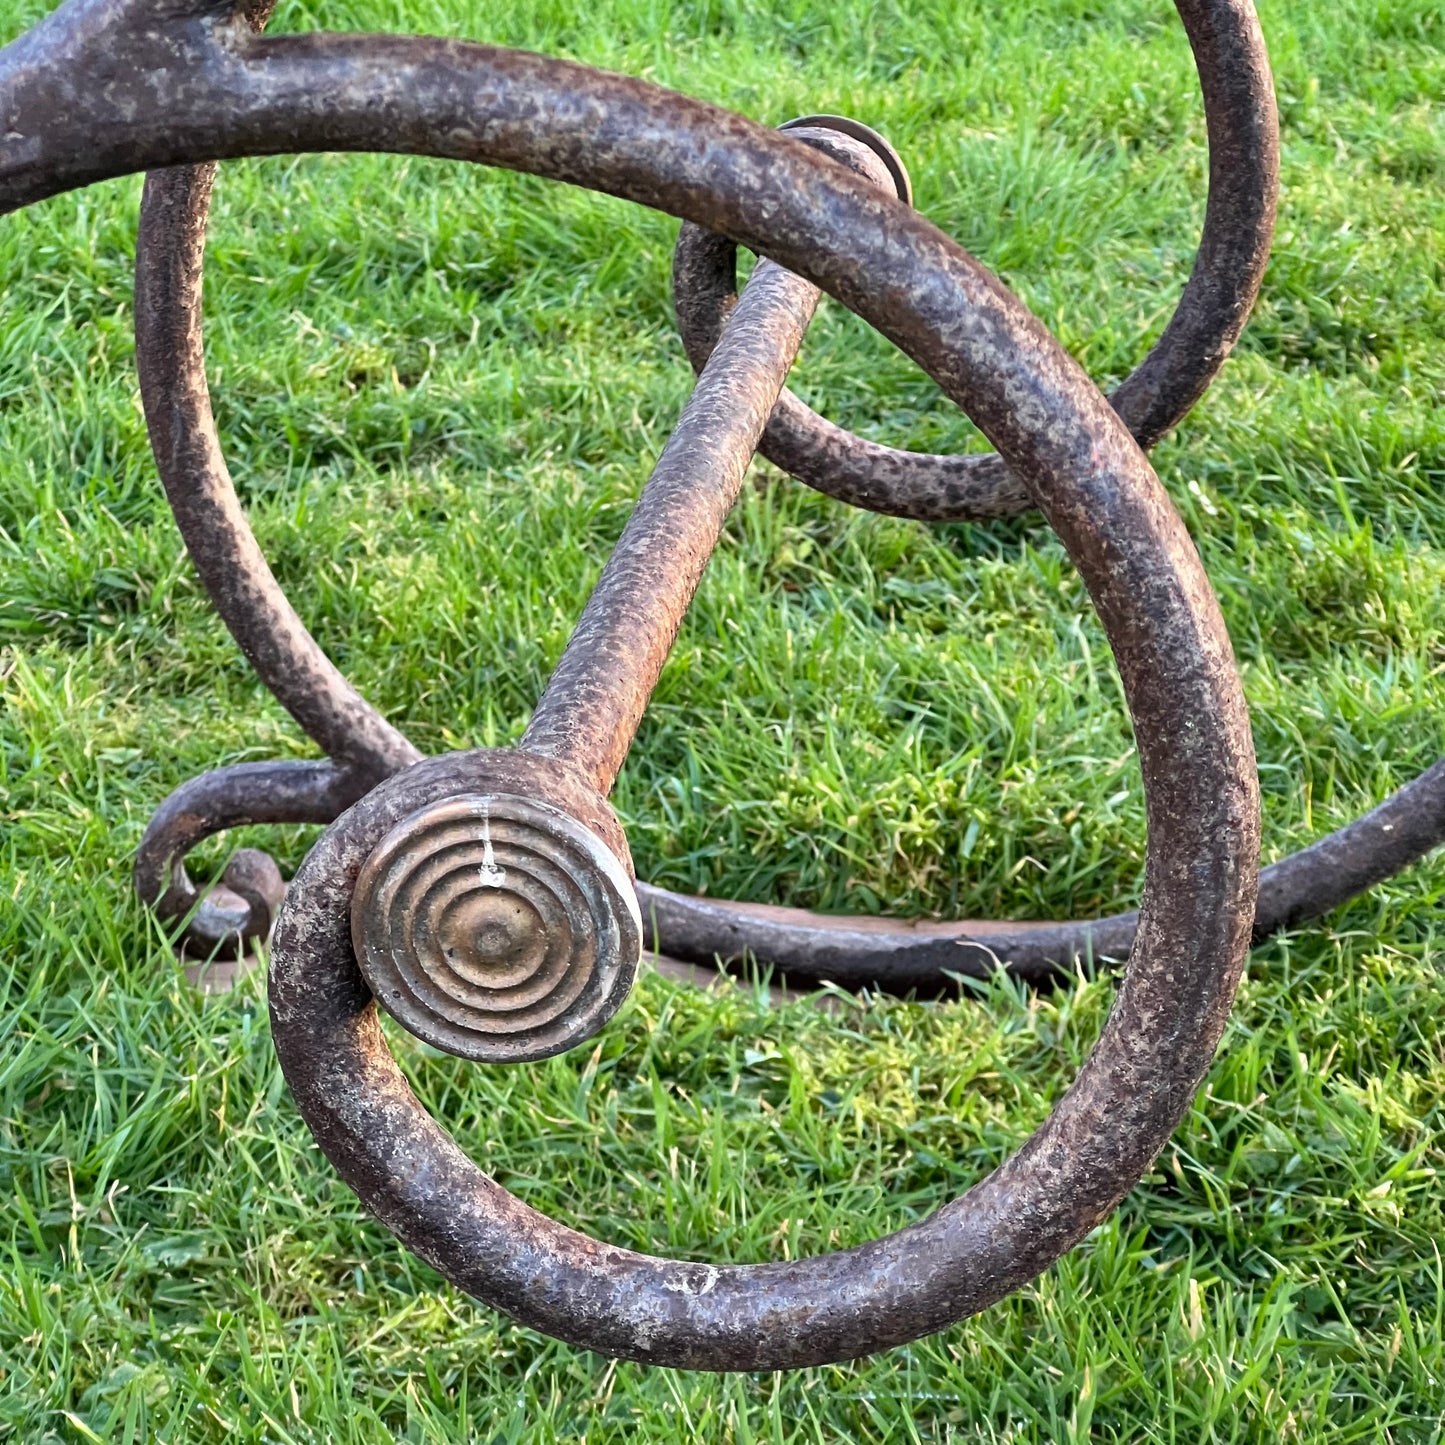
(1, 0, 1443, 1437)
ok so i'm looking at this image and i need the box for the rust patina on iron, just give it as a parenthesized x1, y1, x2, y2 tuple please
(254, 73, 1264, 1367)
(1, 0, 1260, 1369)
(672, 0, 1281, 522)
(110, 0, 1444, 984)
(0, 0, 1438, 1372)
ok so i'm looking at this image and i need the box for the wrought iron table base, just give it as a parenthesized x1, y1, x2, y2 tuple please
(4, 0, 1441, 1372)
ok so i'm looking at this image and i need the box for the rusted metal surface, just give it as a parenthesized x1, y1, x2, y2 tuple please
(641, 754, 1445, 991)
(134, 162, 420, 787)
(111, 0, 1442, 984)
(1, 0, 1439, 1373)
(18, 0, 1256, 1366)
(521, 124, 904, 794)
(672, 0, 1280, 521)
(133, 758, 370, 955)
(130, 153, 421, 951)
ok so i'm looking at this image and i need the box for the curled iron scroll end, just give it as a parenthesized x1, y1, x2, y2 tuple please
(132, 758, 372, 963)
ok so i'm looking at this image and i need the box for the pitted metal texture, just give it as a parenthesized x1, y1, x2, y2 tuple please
(3, 0, 1441, 1376)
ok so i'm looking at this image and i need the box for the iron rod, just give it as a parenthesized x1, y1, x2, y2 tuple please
(518, 257, 819, 793)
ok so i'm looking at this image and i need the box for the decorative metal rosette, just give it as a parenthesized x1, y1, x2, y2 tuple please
(351, 794, 642, 1063)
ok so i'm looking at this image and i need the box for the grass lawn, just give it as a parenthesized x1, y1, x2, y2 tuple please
(2, 0, 1444, 1437)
